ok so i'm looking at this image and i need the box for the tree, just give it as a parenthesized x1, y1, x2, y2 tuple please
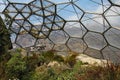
(0, 16, 12, 79)
(0, 16, 12, 55)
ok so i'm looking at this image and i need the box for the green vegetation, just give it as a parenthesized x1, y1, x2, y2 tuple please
(2, 49, 120, 80)
(0, 16, 12, 55)
(6, 53, 27, 79)
(0, 16, 12, 79)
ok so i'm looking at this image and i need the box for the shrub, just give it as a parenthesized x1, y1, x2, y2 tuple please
(6, 53, 27, 79)
(4, 49, 120, 80)
(64, 52, 78, 67)
(53, 54, 64, 63)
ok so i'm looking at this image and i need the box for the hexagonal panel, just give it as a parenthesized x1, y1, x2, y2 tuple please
(84, 32, 107, 50)
(49, 30, 69, 44)
(67, 38, 87, 53)
(81, 13, 110, 33)
(35, 39, 54, 51)
(64, 22, 87, 38)
(57, 3, 83, 21)
(105, 28, 120, 48)
(102, 46, 120, 64)
(85, 47, 104, 59)
(74, 0, 110, 13)
(16, 34, 36, 48)
(105, 6, 120, 29)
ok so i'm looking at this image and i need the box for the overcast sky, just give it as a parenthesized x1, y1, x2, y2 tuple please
(0, 0, 120, 29)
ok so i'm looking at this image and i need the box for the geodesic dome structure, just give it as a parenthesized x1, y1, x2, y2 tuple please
(1, 0, 120, 63)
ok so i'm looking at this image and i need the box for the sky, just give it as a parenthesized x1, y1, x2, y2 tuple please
(0, 0, 106, 14)
(0, 0, 120, 29)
